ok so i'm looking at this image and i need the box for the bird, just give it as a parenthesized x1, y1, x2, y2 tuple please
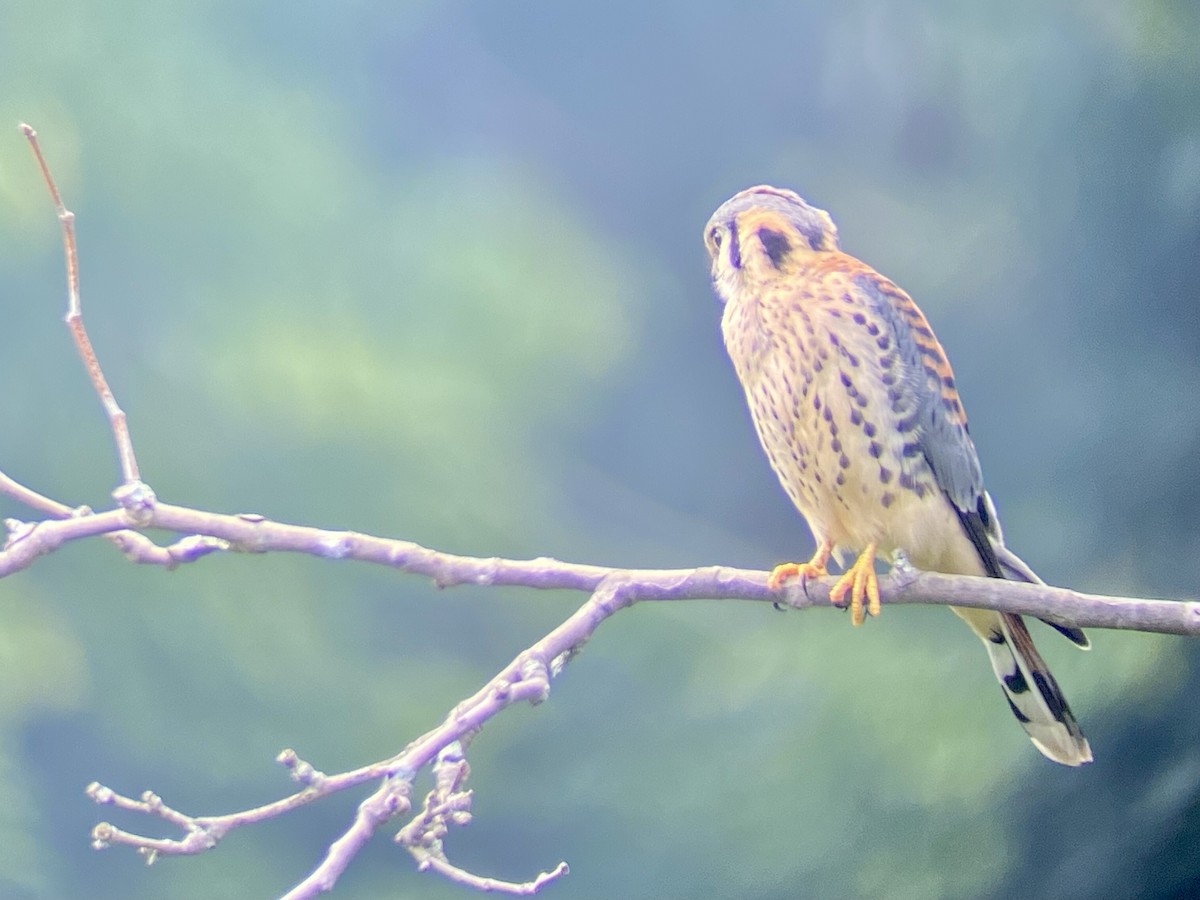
(704, 185, 1091, 766)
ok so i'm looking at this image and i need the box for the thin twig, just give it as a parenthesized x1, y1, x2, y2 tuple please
(414, 857, 569, 896)
(0, 468, 212, 567)
(0, 475, 196, 570)
(0, 467, 80, 518)
(20, 124, 145, 492)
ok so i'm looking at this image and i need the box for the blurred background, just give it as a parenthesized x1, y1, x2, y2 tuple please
(1, 1, 1198, 897)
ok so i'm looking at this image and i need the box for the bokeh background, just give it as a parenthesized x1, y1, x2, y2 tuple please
(1, 2, 1199, 898)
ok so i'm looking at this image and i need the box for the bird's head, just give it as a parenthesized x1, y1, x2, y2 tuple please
(704, 185, 839, 304)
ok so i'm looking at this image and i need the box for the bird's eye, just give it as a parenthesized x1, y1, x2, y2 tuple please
(709, 226, 724, 250)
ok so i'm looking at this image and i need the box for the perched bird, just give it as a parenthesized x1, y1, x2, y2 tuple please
(704, 185, 1091, 766)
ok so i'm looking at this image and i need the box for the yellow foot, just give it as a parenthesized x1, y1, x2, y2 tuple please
(768, 560, 828, 591)
(829, 542, 880, 626)
(767, 540, 833, 592)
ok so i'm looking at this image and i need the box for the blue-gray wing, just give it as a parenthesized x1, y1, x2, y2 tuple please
(851, 273, 987, 522)
(853, 273, 1088, 647)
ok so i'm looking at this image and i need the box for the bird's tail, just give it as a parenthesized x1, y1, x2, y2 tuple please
(954, 495, 1091, 764)
(954, 605, 1092, 766)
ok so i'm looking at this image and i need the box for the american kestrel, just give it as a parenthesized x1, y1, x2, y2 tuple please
(705, 185, 1091, 766)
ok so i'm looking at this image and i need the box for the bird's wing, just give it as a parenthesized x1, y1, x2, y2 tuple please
(850, 272, 997, 554)
(853, 271, 1089, 648)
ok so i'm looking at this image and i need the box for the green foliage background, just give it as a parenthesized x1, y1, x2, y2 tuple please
(1, 2, 1198, 897)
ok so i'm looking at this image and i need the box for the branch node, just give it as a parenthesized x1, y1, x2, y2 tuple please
(317, 532, 353, 559)
(891, 548, 918, 587)
(277, 748, 328, 787)
(86, 781, 115, 805)
(167, 534, 231, 565)
(433, 742, 469, 794)
(91, 822, 114, 849)
(549, 646, 578, 677)
(592, 574, 636, 616)
(490, 679, 512, 702)
(3, 518, 36, 550)
(112, 481, 157, 525)
(519, 656, 551, 704)
(380, 776, 414, 816)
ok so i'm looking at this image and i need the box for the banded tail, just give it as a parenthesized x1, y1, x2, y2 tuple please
(984, 611, 1091, 766)
(954, 498, 1091, 766)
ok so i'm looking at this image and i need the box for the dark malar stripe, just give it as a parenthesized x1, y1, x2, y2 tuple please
(728, 223, 742, 269)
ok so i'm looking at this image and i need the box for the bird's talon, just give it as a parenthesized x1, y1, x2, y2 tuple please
(828, 542, 879, 627)
(866, 572, 882, 619)
(767, 561, 827, 592)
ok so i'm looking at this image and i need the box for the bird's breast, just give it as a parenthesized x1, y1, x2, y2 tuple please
(724, 276, 957, 561)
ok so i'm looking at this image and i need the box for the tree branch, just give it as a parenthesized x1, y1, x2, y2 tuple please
(4, 500, 1196, 634)
(55, 508, 1193, 896)
(21, 124, 148, 495)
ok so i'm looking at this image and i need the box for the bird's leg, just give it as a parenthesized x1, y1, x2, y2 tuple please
(829, 541, 880, 626)
(767, 539, 833, 591)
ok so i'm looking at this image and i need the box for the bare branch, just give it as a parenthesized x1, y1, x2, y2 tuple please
(0, 467, 81, 518)
(0, 467, 220, 569)
(411, 857, 569, 896)
(85, 578, 628, 896)
(3, 498, 1195, 634)
(20, 124, 150, 505)
(60, 516, 1195, 894)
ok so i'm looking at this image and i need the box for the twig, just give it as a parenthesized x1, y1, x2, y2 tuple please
(0, 467, 81, 518)
(20, 124, 153, 516)
(0, 468, 220, 568)
(413, 857, 569, 896)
